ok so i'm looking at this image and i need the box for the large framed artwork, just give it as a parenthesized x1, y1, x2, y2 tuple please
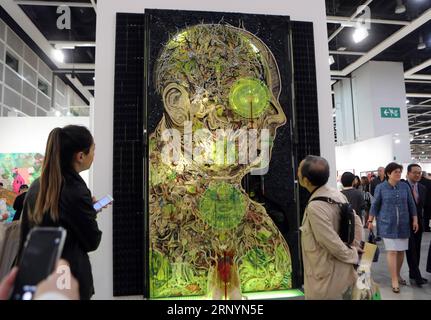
(113, 9, 320, 299)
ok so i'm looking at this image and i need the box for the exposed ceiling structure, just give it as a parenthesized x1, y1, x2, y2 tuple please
(1, 0, 96, 104)
(327, 0, 431, 161)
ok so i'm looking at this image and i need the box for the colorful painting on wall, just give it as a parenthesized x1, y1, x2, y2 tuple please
(0, 153, 44, 221)
(0, 153, 44, 194)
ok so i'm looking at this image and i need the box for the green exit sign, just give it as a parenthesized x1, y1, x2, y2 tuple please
(381, 107, 401, 118)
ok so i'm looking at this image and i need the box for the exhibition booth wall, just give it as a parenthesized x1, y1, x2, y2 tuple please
(93, 0, 333, 299)
(335, 133, 411, 179)
(0, 117, 91, 185)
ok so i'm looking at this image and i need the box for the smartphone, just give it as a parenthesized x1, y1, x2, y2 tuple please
(10, 227, 66, 300)
(93, 194, 113, 212)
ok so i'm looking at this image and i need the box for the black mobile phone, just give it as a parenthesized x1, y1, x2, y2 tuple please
(10, 227, 66, 300)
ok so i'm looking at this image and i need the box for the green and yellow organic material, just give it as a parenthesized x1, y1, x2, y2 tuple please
(149, 24, 291, 299)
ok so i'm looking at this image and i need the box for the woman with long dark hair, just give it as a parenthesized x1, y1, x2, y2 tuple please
(19, 125, 102, 300)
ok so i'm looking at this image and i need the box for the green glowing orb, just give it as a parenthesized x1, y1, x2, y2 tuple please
(199, 182, 246, 230)
(229, 78, 270, 119)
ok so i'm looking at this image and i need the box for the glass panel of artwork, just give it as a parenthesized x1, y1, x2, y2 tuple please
(147, 11, 293, 299)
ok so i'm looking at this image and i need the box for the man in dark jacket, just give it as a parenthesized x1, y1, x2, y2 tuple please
(340, 172, 366, 219)
(370, 167, 385, 196)
(405, 164, 428, 286)
(12, 184, 28, 221)
(419, 171, 431, 232)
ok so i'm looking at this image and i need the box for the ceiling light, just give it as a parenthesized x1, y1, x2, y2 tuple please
(52, 49, 64, 63)
(352, 26, 369, 43)
(422, 140, 426, 143)
(55, 110, 61, 117)
(425, 136, 429, 138)
(395, 0, 406, 14)
(337, 47, 347, 51)
(415, 132, 419, 135)
(406, 99, 410, 104)
(422, 151, 425, 154)
(329, 55, 335, 65)
(395, 139, 401, 144)
(418, 35, 426, 50)
(93, 76, 95, 81)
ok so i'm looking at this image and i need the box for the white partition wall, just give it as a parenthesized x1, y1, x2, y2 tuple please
(334, 60, 411, 175)
(93, 0, 332, 299)
(0, 117, 90, 183)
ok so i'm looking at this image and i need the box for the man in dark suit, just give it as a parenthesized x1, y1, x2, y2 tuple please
(370, 167, 385, 196)
(12, 184, 28, 221)
(405, 164, 428, 286)
(419, 171, 431, 232)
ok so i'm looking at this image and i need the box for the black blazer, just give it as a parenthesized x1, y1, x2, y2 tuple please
(19, 169, 102, 300)
(419, 177, 431, 209)
(404, 180, 427, 229)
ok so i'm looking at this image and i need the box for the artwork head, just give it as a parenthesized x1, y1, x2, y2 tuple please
(155, 24, 286, 176)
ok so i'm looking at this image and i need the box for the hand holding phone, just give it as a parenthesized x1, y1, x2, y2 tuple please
(10, 227, 66, 300)
(93, 195, 113, 212)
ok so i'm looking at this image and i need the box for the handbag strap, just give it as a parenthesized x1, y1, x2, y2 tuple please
(308, 196, 342, 206)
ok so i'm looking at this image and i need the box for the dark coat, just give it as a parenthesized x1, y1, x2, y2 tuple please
(19, 169, 102, 300)
(404, 180, 427, 230)
(370, 177, 385, 197)
(12, 192, 27, 221)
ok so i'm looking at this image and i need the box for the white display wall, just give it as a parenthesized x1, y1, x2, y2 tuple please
(335, 133, 412, 179)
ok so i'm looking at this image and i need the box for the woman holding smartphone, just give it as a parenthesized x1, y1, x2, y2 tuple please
(18, 125, 102, 300)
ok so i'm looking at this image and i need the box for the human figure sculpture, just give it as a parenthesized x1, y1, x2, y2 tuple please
(149, 24, 292, 299)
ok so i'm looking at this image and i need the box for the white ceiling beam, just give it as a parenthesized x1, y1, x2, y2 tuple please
(329, 50, 365, 56)
(406, 93, 431, 98)
(83, 86, 94, 90)
(49, 41, 96, 49)
(335, 8, 431, 77)
(408, 112, 431, 118)
(405, 74, 431, 81)
(411, 132, 431, 139)
(410, 119, 431, 128)
(90, 0, 97, 14)
(405, 80, 431, 84)
(66, 74, 93, 102)
(14, 1, 93, 7)
(405, 58, 431, 77)
(408, 104, 431, 109)
(410, 125, 431, 135)
(3, 0, 61, 67)
(330, 70, 345, 77)
(327, 16, 409, 26)
(421, 99, 431, 105)
(328, 0, 374, 42)
(57, 63, 95, 70)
